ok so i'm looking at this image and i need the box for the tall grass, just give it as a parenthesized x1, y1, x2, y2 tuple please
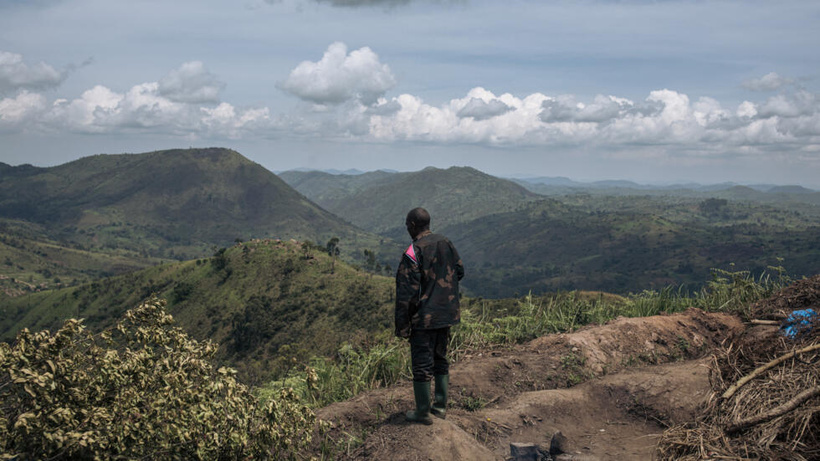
(262, 266, 791, 408)
(259, 341, 412, 408)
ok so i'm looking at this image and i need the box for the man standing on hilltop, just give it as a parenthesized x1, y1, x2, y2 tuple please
(395, 207, 465, 424)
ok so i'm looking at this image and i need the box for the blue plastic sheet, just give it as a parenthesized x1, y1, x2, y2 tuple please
(780, 308, 817, 338)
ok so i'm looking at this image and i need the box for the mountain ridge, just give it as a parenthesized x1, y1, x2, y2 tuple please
(282, 166, 542, 236)
(0, 148, 372, 259)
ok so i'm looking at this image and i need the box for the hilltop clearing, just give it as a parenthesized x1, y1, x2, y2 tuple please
(314, 277, 819, 460)
(0, 219, 164, 297)
(316, 308, 742, 460)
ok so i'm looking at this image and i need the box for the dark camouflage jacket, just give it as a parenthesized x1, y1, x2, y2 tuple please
(395, 230, 464, 337)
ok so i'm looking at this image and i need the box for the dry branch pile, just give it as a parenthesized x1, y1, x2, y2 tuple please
(657, 275, 820, 460)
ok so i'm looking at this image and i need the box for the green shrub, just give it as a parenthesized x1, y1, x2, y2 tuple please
(0, 298, 319, 460)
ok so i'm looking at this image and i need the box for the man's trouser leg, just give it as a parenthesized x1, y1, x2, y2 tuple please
(409, 328, 450, 422)
(430, 328, 450, 418)
(407, 328, 449, 424)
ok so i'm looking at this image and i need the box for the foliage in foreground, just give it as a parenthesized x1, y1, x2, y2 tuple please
(0, 298, 319, 460)
(269, 266, 792, 408)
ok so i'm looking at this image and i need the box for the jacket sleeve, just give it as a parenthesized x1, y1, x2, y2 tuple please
(395, 246, 421, 338)
(451, 241, 465, 281)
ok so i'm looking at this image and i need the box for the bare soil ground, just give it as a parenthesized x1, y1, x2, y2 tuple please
(316, 308, 746, 460)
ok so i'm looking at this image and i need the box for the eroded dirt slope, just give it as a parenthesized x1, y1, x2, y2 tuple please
(317, 308, 744, 460)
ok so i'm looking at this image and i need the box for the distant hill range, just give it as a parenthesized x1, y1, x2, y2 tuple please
(2, 150, 819, 300)
(281, 168, 820, 297)
(508, 176, 820, 204)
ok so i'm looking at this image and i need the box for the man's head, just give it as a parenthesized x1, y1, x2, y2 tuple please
(405, 207, 430, 239)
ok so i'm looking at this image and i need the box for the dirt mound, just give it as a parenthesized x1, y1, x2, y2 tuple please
(750, 274, 820, 320)
(317, 309, 744, 460)
(351, 417, 498, 461)
(447, 308, 741, 406)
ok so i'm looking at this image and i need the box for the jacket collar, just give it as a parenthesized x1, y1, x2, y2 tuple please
(413, 229, 432, 241)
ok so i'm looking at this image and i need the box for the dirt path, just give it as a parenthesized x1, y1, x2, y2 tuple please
(317, 308, 745, 460)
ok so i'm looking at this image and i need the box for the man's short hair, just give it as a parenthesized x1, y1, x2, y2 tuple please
(406, 207, 431, 229)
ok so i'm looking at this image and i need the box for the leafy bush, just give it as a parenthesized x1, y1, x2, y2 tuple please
(0, 298, 319, 460)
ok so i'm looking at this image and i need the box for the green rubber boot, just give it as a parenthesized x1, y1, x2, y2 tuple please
(406, 381, 433, 425)
(431, 374, 449, 419)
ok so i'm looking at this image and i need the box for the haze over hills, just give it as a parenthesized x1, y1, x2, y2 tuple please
(509, 175, 820, 207)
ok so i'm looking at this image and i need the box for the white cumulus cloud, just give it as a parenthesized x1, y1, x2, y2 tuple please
(541, 94, 634, 123)
(279, 42, 397, 105)
(159, 61, 225, 104)
(201, 103, 273, 139)
(758, 90, 817, 119)
(362, 86, 820, 153)
(457, 97, 513, 121)
(5, 62, 273, 138)
(743, 72, 793, 92)
(0, 51, 64, 94)
(0, 90, 48, 129)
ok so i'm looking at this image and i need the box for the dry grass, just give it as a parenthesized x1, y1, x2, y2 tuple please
(658, 342, 819, 459)
(657, 277, 820, 460)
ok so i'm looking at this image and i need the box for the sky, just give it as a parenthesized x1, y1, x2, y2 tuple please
(1, 0, 819, 187)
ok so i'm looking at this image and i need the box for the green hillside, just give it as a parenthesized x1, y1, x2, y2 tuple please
(280, 167, 820, 296)
(277, 169, 398, 204)
(0, 222, 162, 297)
(0, 148, 370, 259)
(0, 239, 394, 384)
(280, 166, 541, 235)
(4, 154, 819, 304)
(444, 198, 820, 296)
(0, 148, 400, 296)
(514, 179, 820, 215)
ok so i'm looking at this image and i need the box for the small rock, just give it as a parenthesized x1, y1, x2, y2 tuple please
(510, 442, 548, 461)
(550, 431, 570, 456)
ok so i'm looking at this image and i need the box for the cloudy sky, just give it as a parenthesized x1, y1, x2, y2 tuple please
(1, 0, 819, 187)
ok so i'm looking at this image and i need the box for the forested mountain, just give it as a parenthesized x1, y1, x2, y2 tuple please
(0, 148, 395, 295)
(277, 169, 398, 205)
(442, 199, 820, 296)
(280, 166, 541, 235)
(280, 168, 820, 296)
(0, 148, 359, 256)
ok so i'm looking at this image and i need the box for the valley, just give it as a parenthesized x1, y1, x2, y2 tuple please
(1, 147, 818, 459)
(2, 147, 818, 382)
